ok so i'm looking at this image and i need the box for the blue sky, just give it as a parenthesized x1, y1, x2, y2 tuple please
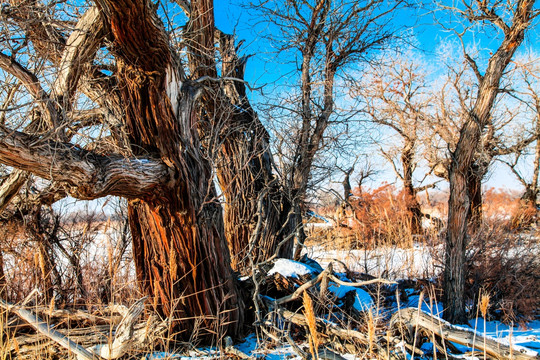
(209, 1, 538, 192)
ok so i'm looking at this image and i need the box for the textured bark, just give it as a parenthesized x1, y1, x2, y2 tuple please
(95, 0, 243, 340)
(444, 0, 535, 324)
(468, 165, 484, 226)
(217, 35, 293, 270)
(0, 128, 170, 200)
(402, 140, 423, 235)
(183, 0, 292, 273)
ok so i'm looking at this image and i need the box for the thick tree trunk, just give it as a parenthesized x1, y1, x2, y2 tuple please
(444, 0, 534, 322)
(445, 141, 472, 324)
(129, 197, 242, 339)
(95, 0, 243, 340)
(183, 0, 293, 273)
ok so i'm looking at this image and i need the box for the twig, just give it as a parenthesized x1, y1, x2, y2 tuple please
(328, 274, 396, 287)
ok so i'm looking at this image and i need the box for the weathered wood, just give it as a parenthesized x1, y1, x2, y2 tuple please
(0, 128, 170, 200)
(391, 308, 540, 360)
(0, 300, 98, 360)
(10, 314, 168, 359)
(87, 297, 147, 359)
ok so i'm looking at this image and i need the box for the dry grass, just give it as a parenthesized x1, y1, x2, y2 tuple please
(0, 188, 537, 358)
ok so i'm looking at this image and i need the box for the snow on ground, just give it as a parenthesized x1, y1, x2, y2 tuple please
(304, 243, 441, 280)
(469, 318, 540, 353)
(145, 317, 540, 359)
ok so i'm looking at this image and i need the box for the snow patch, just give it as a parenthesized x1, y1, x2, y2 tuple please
(267, 258, 317, 278)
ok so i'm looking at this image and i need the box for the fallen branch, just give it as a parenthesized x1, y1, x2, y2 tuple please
(2, 297, 150, 360)
(390, 308, 540, 360)
(0, 299, 98, 360)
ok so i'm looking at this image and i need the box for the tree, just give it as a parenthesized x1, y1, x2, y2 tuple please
(499, 58, 540, 216)
(358, 51, 435, 234)
(180, 0, 293, 273)
(438, 0, 539, 323)
(426, 55, 536, 224)
(252, 0, 406, 259)
(0, 0, 247, 340)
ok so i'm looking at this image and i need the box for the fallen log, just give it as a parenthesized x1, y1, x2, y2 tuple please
(390, 307, 540, 360)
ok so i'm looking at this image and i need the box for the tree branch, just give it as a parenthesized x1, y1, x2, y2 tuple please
(0, 128, 170, 200)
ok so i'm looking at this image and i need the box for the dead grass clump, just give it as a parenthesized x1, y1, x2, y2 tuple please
(349, 185, 417, 248)
(510, 201, 539, 230)
(310, 184, 433, 250)
(465, 222, 540, 322)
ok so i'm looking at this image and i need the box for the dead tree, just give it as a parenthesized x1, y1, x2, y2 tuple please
(438, 0, 539, 324)
(0, 0, 245, 341)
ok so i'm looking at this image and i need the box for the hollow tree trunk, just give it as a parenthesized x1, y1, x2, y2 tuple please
(96, 0, 243, 340)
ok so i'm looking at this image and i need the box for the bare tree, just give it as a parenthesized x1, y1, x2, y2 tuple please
(426, 56, 536, 223)
(251, 0, 406, 259)
(358, 51, 435, 234)
(435, 0, 539, 323)
(0, 0, 247, 340)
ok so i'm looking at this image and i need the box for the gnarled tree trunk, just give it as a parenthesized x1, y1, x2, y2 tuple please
(183, 0, 293, 273)
(95, 0, 243, 340)
(444, 0, 535, 323)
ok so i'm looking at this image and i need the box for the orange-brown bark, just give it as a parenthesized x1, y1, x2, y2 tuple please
(95, 0, 243, 340)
